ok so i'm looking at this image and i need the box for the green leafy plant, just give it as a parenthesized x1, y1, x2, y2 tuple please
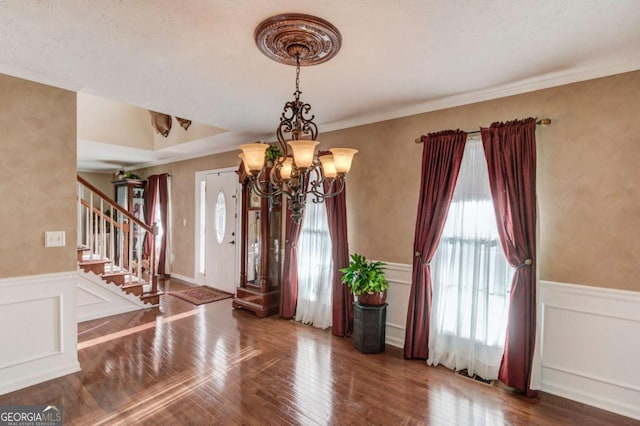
(265, 145, 282, 162)
(340, 253, 389, 295)
(123, 171, 141, 180)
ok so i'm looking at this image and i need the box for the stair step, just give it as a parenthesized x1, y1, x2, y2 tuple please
(79, 259, 110, 275)
(121, 283, 144, 296)
(141, 292, 163, 305)
(77, 246, 91, 261)
(101, 272, 129, 286)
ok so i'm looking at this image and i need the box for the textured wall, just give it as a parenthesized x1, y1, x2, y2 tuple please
(0, 73, 77, 278)
(77, 93, 153, 149)
(319, 70, 640, 292)
(78, 171, 115, 197)
(134, 71, 640, 292)
(134, 150, 240, 278)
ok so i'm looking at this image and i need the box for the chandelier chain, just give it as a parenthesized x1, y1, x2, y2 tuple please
(294, 54, 301, 102)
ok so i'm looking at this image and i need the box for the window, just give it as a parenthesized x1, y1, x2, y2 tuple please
(428, 137, 514, 380)
(295, 187, 333, 329)
(215, 190, 226, 244)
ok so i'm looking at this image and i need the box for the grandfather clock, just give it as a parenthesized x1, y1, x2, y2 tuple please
(232, 166, 282, 317)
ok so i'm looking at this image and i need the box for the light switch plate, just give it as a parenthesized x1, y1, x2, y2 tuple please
(45, 231, 66, 248)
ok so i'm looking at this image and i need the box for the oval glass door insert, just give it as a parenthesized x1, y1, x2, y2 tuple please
(215, 190, 226, 244)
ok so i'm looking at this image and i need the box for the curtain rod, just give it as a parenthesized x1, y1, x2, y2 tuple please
(414, 118, 551, 144)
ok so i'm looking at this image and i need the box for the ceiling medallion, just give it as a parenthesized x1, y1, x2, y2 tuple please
(254, 13, 342, 66)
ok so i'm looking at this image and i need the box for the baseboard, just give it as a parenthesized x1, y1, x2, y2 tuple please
(0, 271, 79, 396)
(169, 273, 197, 286)
(0, 361, 80, 396)
(385, 322, 406, 348)
(78, 305, 145, 323)
(539, 280, 640, 420)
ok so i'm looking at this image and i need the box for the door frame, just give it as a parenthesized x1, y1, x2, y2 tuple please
(194, 167, 242, 287)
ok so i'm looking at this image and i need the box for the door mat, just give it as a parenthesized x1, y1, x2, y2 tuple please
(168, 286, 233, 305)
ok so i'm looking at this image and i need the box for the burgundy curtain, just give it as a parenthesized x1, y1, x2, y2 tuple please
(324, 180, 353, 337)
(143, 176, 159, 259)
(404, 130, 467, 359)
(280, 198, 305, 318)
(156, 174, 169, 275)
(481, 118, 537, 396)
(143, 174, 169, 276)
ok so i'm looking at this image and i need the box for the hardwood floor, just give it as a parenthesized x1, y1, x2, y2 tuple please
(0, 278, 636, 425)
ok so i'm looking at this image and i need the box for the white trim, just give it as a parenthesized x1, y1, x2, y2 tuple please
(194, 167, 242, 289)
(0, 270, 77, 289)
(127, 141, 246, 171)
(382, 262, 412, 348)
(370, 264, 640, 420)
(77, 271, 148, 322)
(383, 262, 412, 286)
(543, 363, 640, 394)
(87, 60, 640, 172)
(376, 263, 640, 420)
(0, 271, 80, 396)
(321, 60, 640, 134)
(539, 280, 640, 420)
(169, 273, 197, 286)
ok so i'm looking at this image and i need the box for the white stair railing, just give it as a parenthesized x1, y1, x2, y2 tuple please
(76, 175, 157, 294)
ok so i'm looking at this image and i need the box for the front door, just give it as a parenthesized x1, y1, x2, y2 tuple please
(204, 171, 238, 294)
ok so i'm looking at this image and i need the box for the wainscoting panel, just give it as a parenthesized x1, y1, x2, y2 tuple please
(539, 280, 640, 420)
(383, 262, 412, 348)
(77, 271, 147, 322)
(380, 267, 640, 420)
(0, 271, 80, 396)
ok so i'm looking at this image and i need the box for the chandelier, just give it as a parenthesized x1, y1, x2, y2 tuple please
(238, 14, 357, 222)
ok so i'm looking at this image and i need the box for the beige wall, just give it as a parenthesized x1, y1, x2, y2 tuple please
(319, 70, 640, 292)
(135, 71, 640, 292)
(78, 171, 116, 198)
(0, 74, 77, 278)
(135, 150, 240, 278)
(77, 93, 153, 149)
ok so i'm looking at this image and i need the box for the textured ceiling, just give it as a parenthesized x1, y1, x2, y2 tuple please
(1, 0, 639, 171)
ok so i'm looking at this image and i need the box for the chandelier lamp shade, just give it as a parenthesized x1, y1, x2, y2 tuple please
(238, 14, 357, 222)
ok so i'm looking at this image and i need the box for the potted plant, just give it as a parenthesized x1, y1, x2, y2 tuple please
(340, 253, 389, 306)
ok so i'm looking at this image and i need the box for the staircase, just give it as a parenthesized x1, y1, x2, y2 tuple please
(77, 175, 162, 309)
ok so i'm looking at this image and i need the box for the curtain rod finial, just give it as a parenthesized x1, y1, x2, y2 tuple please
(538, 118, 551, 126)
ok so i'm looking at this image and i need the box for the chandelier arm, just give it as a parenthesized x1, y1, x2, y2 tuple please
(250, 177, 283, 198)
(269, 163, 284, 186)
(320, 177, 346, 199)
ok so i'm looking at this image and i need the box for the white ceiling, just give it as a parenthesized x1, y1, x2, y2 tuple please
(1, 0, 639, 171)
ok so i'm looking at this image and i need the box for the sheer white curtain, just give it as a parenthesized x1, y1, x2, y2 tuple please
(427, 137, 514, 380)
(295, 186, 333, 329)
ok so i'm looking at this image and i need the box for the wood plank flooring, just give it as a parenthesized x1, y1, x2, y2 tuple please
(0, 278, 637, 425)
